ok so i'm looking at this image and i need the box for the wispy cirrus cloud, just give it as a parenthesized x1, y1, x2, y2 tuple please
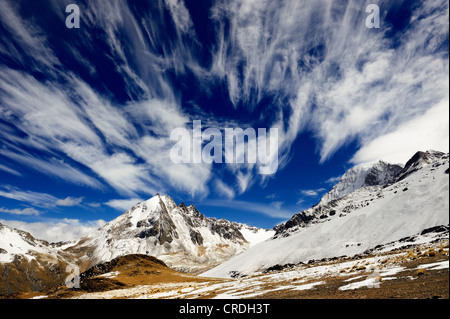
(0, 186, 83, 209)
(202, 199, 293, 219)
(300, 188, 327, 197)
(296, 188, 328, 205)
(351, 98, 449, 165)
(55, 196, 84, 207)
(213, 179, 236, 200)
(0, 0, 448, 203)
(324, 175, 342, 185)
(0, 207, 41, 216)
(265, 193, 279, 200)
(209, 0, 449, 166)
(0, 0, 59, 70)
(0, 186, 60, 208)
(0, 163, 21, 176)
(0, 0, 213, 199)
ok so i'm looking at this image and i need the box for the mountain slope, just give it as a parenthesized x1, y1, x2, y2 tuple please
(75, 254, 210, 294)
(319, 160, 403, 205)
(68, 194, 274, 274)
(203, 151, 449, 278)
(0, 223, 73, 294)
(1, 195, 273, 294)
(395, 150, 447, 181)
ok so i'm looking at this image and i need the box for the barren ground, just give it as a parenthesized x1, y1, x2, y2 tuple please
(4, 239, 447, 300)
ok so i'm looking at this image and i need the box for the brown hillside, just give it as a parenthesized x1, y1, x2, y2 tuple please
(33, 254, 214, 299)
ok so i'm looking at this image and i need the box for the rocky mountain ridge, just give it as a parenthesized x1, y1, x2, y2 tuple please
(274, 150, 448, 238)
(0, 223, 74, 294)
(0, 195, 273, 293)
(66, 194, 274, 274)
(1, 150, 448, 294)
(203, 150, 449, 278)
(319, 160, 404, 205)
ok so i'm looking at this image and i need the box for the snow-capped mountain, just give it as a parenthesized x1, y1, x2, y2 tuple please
(0, 223, 73, 294)
(0, 195, 273, 293)
(0, 223, 56, 264)
(1, 150, 447, 293)
(319, 160, 403, 205)
(395, 150, 448, 181)
(68, 194, 274, 273)
(202, 151, 449, 278)
(274, 159, 404, 237)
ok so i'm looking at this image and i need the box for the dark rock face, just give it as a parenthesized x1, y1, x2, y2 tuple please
(137, 226, 159, 239)
(189, 230, 204, 245)
(396, 150, 447, 181)
(364, 162, 403, 186)
(131, 195, 247, 246)
(209, 219, 246, 242)
(158, 197, 180, 244)
(273, 204, 335, 238)
(420, 225, 449, 235)
(135, 197, 179, 245)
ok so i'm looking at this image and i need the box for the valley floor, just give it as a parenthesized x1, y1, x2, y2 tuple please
(13, 238, 449, 300)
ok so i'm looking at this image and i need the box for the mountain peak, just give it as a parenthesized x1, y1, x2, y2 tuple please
(364, 160, 403, 186)
(68, 194, 273, 273)
(395, 150, 448, 181)
(319, 160, 403, 205)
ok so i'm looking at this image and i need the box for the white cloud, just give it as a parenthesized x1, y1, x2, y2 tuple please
(0, 147, 104, 189)
(302, 190, 318, 197)
(0, 207, 41, 216)
(324, 176, 341, 185)
(209, 0, 449, 168)
(164, 0, 194, 35)
(86, 202, 101, 208)
(0, 163, 21, 176)
(0, 62, 209, 198)
(55, 197, 84, 207)
(0, 186, 83, 208)
(300, 188, 327, 197)
(104, 198, 144, 212)
(0, 0, 59, 70)
(265, 193, 279, 200)
(0, 0, 210, 200)
(0, 0, 448, 202)
(270, 201, 284, 210)
(351, 99, 450, 165)
(0, 219, 106, 242)
(214, 179, 235, 200)
(0, 186, 59, 208)
(202, 199, 293, 219)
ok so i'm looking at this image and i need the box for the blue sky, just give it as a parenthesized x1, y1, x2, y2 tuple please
(0, 0, 448, 242)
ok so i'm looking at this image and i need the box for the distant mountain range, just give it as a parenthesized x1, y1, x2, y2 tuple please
(1, 150, 449, 294)
(203, 150, 449, 278)
(0, 195, 273, 293)
(66, 194, 274, 274)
